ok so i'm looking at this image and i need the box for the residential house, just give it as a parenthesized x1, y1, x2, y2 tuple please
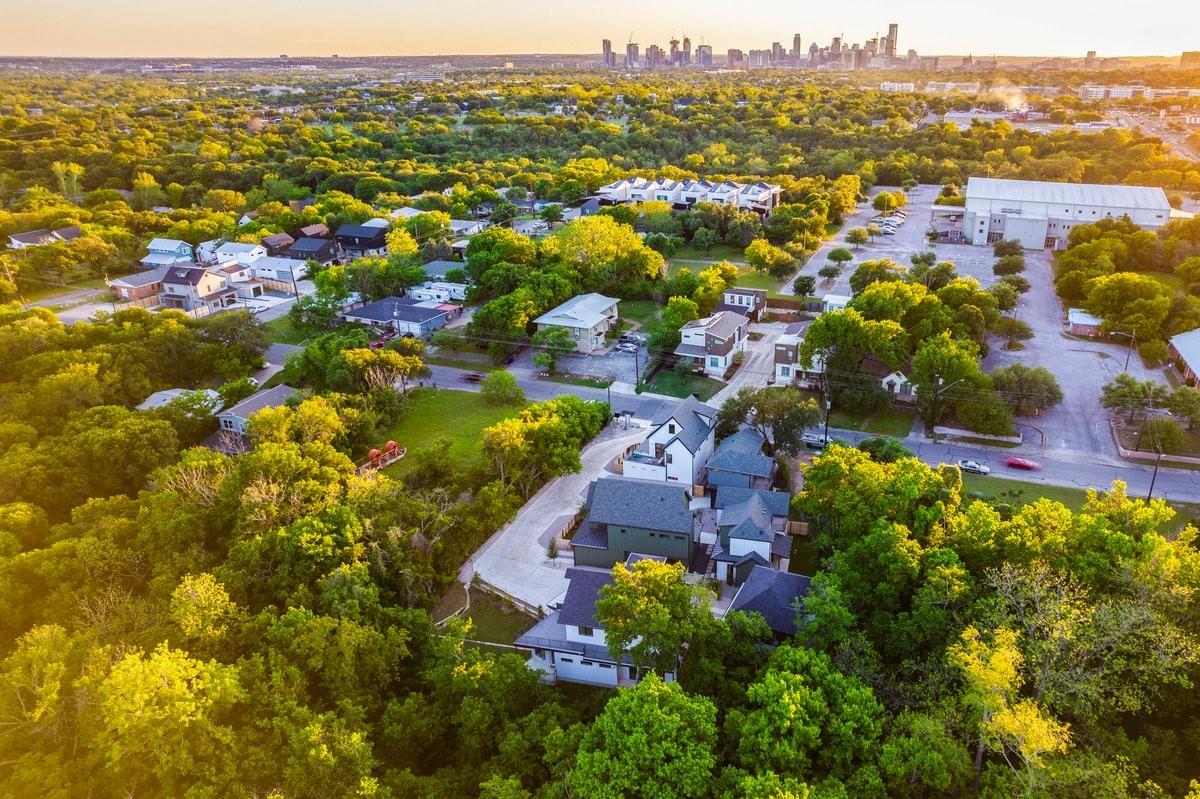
(706, 428, 776, 490)
(596, 176, 783, 212)
(571, 478, 703, 570)
(261, 232, 296, 256)
(710, 489, 793, 585)
(517, 563, 677, 687)
(729, 565, 812, 639)
(108, 267, 168, 305)
(237, 211, 258, 225)
(285, 237, 335, 265)
(215, 242, 267, 266)
(389, 207, 426, 222)
(212, 384, 296, 452)
(361, 217, 391, 229)
(422, 259, 464, 279)
(160, 266, 237, 314)
(861, 355, 917, 402)
(251, 256, 308, 290)
(719, 287, 767, 321)
(1169, 327, 1200, 385)
(674, 311, 749, 378)
(821, 293, 851, 313)
(737, 181, 785, 211)
(1067, 308, 1104, 337)
(7, 225, 82, 249)
(622, 395, 718, 485)
(141, 238, 195, 268)
(341, 296, 452, 336)
(218, 262, 266, 301)
(406, 281, 468, 303)
(295, 222, 329, 239)
(533, 293, 620, 353)
(772, 322, 824, 388)
(136, 387, 219, 412)
(449, 219, 487, 237)
(335, 223, 389, 258)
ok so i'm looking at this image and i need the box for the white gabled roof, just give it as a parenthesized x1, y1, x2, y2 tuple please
(965, 177, 1170, 211)
(534, 293, 619, 329)
(148, 237, 190, 251)
(1067, 308, 1103, 327)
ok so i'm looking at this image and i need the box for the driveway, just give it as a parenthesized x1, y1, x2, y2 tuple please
(463, 423, 650, 611)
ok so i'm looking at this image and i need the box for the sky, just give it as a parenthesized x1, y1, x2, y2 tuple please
(1, 0, 1194, 58)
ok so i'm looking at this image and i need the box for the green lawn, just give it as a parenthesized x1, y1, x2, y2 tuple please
(548, 374, 613, 389)
(826, 406, 915, 437)
(425, 353, 494, 371)
(263, 316, 320, 345)
(619, 299, 661, 326)
(378, 388, 525, 477)
(642, 369, 725, 401)
(1146, 271, 1186, 295)
(18, 276, 110, 304)
(672, 242, 745, 263)
(463, 588, 534, 645)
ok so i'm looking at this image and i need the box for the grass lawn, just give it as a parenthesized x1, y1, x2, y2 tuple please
(642, 369, 725, 401)
(548, 374, 613, 389)
(18, 276, 110, 304)
(672, 242, 745, 263)
(378, 388, 524, 477)
(1147, 271, 1186, 295)
(425, 352, 494, 371)
(463, 588, 534, 645)
(619, 299, 660, 326)
(263, 316, 319, 345)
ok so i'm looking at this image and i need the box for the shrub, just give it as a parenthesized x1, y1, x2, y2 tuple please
(818, 265, 841, 280)
(792, 275, 817, 296)
(993, 239, 1023, 257)
(999, 274, 1031, 294)
(1139, 339, 1170, 367)
(834, 387, 889, 414)
(993, 255, 1026, 276)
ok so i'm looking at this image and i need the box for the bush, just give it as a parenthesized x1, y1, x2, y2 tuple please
(834, 387, 889, 414)
(1139, 339, 1170, 367)
(792, 275, 817, 296)
(818, 265, 841, 280)
(1137, 419, 1188, 455)
(999, 274, 1031, 294)
(480, 370, 525, 405)
(857, 436, 914, 463)
(993, 239, 1023, 257)
(993, 255, 1026, 276)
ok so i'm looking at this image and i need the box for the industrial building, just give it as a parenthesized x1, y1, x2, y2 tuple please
(961, 177, 1172, 250)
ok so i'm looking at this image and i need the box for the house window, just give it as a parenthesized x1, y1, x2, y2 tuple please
(578, 626, 594, 637)
(665, 453, 673, 464)
(560, 657, 574, 663)
(220, 418, 236, 430)
(668, 423, 676, 434)
(709, 356, 720, 368)
(780, 366, 791, 377)
(599, 663, 613, 669)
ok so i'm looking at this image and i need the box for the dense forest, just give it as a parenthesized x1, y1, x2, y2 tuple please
(1, 66, 1199, 797)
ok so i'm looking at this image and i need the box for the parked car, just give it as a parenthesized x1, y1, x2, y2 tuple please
(462, 372, 486, 383)
(802, 432, 830, 449)
(1004, 456, 1041, 471)
(957, 459, 991, 475)
(615, 342, 638, 353)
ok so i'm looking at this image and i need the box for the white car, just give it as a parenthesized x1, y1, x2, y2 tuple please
(957, 459, 991, 475)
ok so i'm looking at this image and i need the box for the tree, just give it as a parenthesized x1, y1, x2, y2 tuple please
(569, 674, 717, 799)
(849, 258, 906, 294)
(994, 239, 1023, 257)
(793, 275, 817, 297)
(716, 386, 821, 455)
(1100, 373, 1170, 421)
(341, 346, 429, 392)
(650, 295, 699, 351)
(827, 247, 854, 267)
(991, 316, 1034, 348)
(538, 203, 564, 227)
(911, 333, 985, 434)
(1138, 419, 1189, 454)
(595, 560, 705, 675)
(386, 226, 420, 259)
(201, 188, 246, 212)
(531, 326, 576, 374)
(1167, 385, 1200, 430)
(480, 370, 526, 405)
(50, 161, 84, 199)
(170, 573, 238, 641)
(818, 265, 841, 280)
(873, 192, 900, 213)
(691, 227, 718, 252)
(846, 227, 870, 250)
(745, 238, 794, 279)
(989, 363, 1063, 412)
(993, 255, 1026, 276)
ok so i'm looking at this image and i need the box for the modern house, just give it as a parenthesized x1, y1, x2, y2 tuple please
(597, 176, 783, 211)
(406, 281, 468, 303)
(571, 478, 702, 570)
(706, 428, 776, 490)
(215, 242, 267, 266)
(772, 323, 825, 388)
(285, 237, 335, 265)
(622, 395, 718, 485)
(1169, 327, 1200, 385)
(141, 238, 195, 268)
(261, 232, 296, 256)
(674, 311, 749, 378)
(729, 565, 812, 639)
(7, 225, 82, 249)
(719, 287, 767, 321)
(710, 489, 794, 586)
(160, 266, 237, 314)
(213, 384, 296, 450)
(822, 294, 851, 313)
(109, 267, 168, 305)
(250, 256, 308, 290)
(517, 563, 677, 687)
(335, 223, 389, 258)
(1067, 308, 1104, 337)
(533, 293, 620, 353)
(295, 222, 329, 239)
(341, 296, 453, 336)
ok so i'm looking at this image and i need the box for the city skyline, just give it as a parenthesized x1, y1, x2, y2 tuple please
(0, 0, 1194, 59)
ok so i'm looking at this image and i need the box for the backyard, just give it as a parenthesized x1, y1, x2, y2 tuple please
(378, 388, 525, 477)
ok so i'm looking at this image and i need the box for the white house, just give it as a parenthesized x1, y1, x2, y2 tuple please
(517, 563, 677, 687)
(623, 396, 718, 485)
(533, 293, 620, 353)
(962, 177, 1172, 250)
(773, 323, 825, 387)
(215, 242, 268, 266)
(821, 294, 851, 313)
(449, 219, 487, 237)
(406, 281, 468, 303)
(674, 311, 749, 378)
(250, 256, 309, 288)
(597, 176, 783, 211)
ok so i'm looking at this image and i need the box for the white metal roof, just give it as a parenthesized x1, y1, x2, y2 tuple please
(965, 177, 1170, 211)
(1067, 308, 1104, 327)
(533, 293, 619, 329)
(1170, 328, 1200, 371)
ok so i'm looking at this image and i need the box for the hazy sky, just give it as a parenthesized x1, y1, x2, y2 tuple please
(2, 0, 1192, 58)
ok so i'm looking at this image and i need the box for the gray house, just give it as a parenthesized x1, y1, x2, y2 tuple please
(729, 565, 812, 639)
(341, 296, 452, 336)
(706, 428, 776, 489)
(571, 478, 700, 569)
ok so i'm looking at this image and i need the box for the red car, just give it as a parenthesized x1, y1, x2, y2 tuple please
(1004, 456, 1041, 471)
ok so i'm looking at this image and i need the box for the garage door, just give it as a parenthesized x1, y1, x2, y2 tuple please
(554, 654, 617, 687)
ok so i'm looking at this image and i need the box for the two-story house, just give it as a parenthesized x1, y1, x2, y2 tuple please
(335, 223, 389, 258)
(674, 310, 749, 378)
(773, 322, 825, 388)
(516, 560, 678, 687)
(622, 395, 717, 485)
(571, 478, 702, 570)
(108, 267, 168, 306)
(159, 266, 237, 314)
(140, 238, 195, 268)
(710, 488, 794, 585)
(719, 287, 767, 321)
(214, 242, 267, 266)
(533, 293, 620, 354)
(706, 428, 776, 490)
(261, 232, 296, 256)
(729, 565, 812, 640)
(285, 237, 336, 265)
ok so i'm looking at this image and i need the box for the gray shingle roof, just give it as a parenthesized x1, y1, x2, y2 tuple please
(557, 567, 614, 628)
(681, 310, 748, 341)
(714, 487, 791, 519)
(651, 395, 717, 454)
(111, 267, 169, 287)
(721, 493, 773, 543)
(708, 428, 774, 478)
(730, 565, 812, 636)
(423, 259, 463, 277)
(585, 477, 694, 534)
(344, 297, 449, 324)
(220, 384, 296, 421)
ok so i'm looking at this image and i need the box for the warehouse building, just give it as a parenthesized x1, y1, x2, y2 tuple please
(962, 177, 1172, 250)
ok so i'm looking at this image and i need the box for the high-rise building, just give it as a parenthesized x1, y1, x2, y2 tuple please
(808, 42, 820, 67)
(625, 42, 639, 68)
(750, 49, 772, 69)
(831, 36, 842, 56)
(791, 34, 803, 64)
(697, 44, 713, 67)
(886, 23, 898, 59)
(602, 39, 613, 67)
(646, 44, 664, 67)
(683, 37, 692, 65)
(669, 38, 680, 65)
(727, 49, 745, 67)
(772, 42, 784, 64)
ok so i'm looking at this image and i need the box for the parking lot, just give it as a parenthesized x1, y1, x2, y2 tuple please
(512, 335, 648, 385)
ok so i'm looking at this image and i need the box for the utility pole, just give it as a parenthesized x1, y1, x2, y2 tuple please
(1146, 448, 1163, 500)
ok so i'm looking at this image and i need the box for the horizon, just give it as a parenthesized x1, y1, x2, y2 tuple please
(1, 0, 1194, 60)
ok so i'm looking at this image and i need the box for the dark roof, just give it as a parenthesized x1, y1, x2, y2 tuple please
(651, 395, 717, 453)
(54, 225, 82, 241)
(714, 487, 792, 519)
(288, 237, 331, 253)
(585, 477, 694, 534)
(708, 428, 774, 478)
(297, 223, 328, 238)
(161, 266, 208, 286)
(111, 267, 168, 287)
(335, 223, 388, 240)
(220, 384, 296, 420)
(721, 493, 773, 543)
(730, 566, 812, 636)
(771, 533, 794, 560)
(557, 567, 614, 628)
(423, 259, 462, 277)
(262, 232, 295, 248)
(9, 229, 52, 245)
(344, 296, 449, 324)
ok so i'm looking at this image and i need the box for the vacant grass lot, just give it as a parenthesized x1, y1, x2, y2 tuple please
(826, 406, 916, 438)
(463, 588, 535, 644)
(671, 243, 745, 263)
(642, 369, 725, 401)
(618, 299, 660, 326)
(18, 276, 111, 304)
(378, 388, 524, 477)
(263, 316, 319, 345)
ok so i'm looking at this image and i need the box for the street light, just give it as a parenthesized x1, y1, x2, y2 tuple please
(1110, 330, 1136, 372)
(928, 377, 967, 439)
